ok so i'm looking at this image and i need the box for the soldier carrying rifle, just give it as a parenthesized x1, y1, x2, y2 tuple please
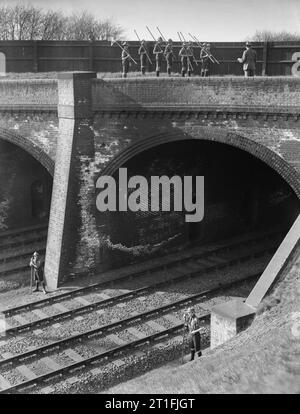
(186, 41, 195, 76)
(153, 37, 164, 77)
(184, 307, 202, 360)
(164, 39, 174, 76)
(29, 251, 46, 294)
(121, 42, 131, 78)
(200, 43, 212, 77)
(138, 40, 148, 75)
(179, 42, 190, 77)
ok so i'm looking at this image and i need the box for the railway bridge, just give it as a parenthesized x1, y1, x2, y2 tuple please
(0, 73, 299, 298)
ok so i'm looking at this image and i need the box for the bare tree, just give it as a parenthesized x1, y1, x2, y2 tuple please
(249, 30, 300, 42)
(0, 4, 124, 41)
(40, 11, 68, 40)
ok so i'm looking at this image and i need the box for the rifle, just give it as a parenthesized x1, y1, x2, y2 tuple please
(111, 40, 138, 65)
(180, 31, 198, 67)
(178, 32, 193, 72)
(134, 29, 153, 65)
(189, 33, 220, 64)
(156, 26, 177, 60)
(30, 265, 33, 294)
(146, 26, 168, 62)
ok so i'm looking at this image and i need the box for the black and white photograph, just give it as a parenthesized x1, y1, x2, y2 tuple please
(0, 0, 299, 398)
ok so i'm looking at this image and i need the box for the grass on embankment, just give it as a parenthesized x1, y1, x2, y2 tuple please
(103, 248, 300, 394)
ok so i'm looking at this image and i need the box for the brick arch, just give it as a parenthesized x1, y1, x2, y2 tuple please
(0, 128, 54, 177)
(101, 129, 300, 200)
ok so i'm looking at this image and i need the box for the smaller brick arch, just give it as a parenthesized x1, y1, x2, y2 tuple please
(0, 128, 54, 177)
(100, 128, 300, 200)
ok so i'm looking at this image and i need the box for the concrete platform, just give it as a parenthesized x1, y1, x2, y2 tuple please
(210, 298, 255, 349)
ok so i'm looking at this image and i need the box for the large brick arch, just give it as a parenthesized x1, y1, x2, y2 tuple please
(100, 129, 300, 200)
(0, 127, 54, 177)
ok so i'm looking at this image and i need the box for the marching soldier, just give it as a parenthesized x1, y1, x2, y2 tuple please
(186, 41, 194, 77)
(153, 36, 164, 77)
(200, 43, 211, 77)
(164, 39, 174, 76)
(121, 42, 130, 78)
(179, 42, 189, 77)
(29, 251, 46, 294)
(237, 42, 257, 77)
(184, 307, 202, 360)
(138, 40, 148, 75)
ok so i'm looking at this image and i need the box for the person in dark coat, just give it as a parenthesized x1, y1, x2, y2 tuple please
(237, 42, 257, 77)
(30, 251, 46, 294)
(184, 307, 202, 360)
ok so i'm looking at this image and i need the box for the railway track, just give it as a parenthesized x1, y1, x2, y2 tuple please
(2, 227, 284, 317)
(1, 235, 279, 336)
(0, 229, 284, 394)
(0, 223, 47, 276)
(0, 271, 258, 394)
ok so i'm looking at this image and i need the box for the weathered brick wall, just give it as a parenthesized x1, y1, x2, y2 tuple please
(92, 77, 300, 109)
(0, 79, 57, 106)
(1, 74, 297, 289)
(0, 79, 58, 175)
(86, 77, 300, 276)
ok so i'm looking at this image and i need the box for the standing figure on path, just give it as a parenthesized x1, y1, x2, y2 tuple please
(138, 40, 148, 75)
(237, 42, 257, 77)
(184, 307, 202, 360)
(164, 39, 174, 76)
(179, 42, 189, 77)
(200, 43, 212, 77)
(121, 42, 130, 78)
(30, 251, 46, 294)
(153, 37, 164, 77)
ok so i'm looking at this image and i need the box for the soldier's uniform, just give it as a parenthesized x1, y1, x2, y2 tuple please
(238, 42, 257, 77)
(184, 307, 202, 360)
(200, 43, 211, 77)
(186, 41, 194, 77)
(30, 252, 46, 294)
(121, 42, 130, 78)
(138, 40, 148, 75)
(164, 39, 174, 76)
(153, 37, 164, 77)
(179, 42, 189, 77)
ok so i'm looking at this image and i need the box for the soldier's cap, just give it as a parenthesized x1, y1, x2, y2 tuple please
(33, 251, 39, 256)
(168, 38, 173, 42)
(246, 41, 252, 47)
(206, 43, 211, 47)
(187, 307, 195, 314)
(122, 41, 128, 46)
(158, 37, 163, 41)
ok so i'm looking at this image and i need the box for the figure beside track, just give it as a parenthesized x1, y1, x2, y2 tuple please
(184, 307, 203, 360)
(29, 251, 46, 294)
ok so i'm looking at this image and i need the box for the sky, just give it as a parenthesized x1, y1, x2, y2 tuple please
(3, 0, 300, 41)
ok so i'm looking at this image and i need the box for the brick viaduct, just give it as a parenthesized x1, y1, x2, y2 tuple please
(0, 73, 299, 290)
